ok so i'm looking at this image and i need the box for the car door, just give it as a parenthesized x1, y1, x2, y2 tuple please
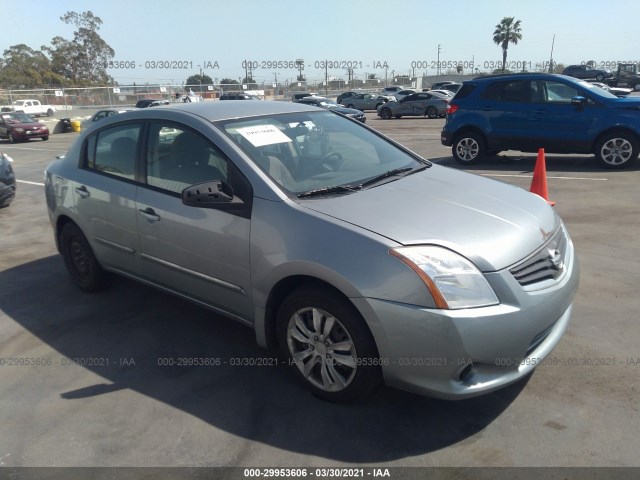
(136, 122, 253, 320)
(74, 122, 142, 274)
(480, 79, 532, 148)
(527, 79, 600, 152)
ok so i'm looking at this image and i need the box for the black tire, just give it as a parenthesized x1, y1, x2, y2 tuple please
(42, 136, 49, 141)
(347, 104, 355, 109)
(60, 222, 108, 292)
(452, 131, 486, 165)
(47, 109, 54, 117)
(426, 106, 438, 119)
(9, 132, 17, 143)
(595, 73, 605, 81)
(277, 286, 381, 402)
(379, 107, 392, 120)
(594, 131, 639, 169)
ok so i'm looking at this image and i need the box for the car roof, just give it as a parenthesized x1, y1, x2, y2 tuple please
(470, 72, 576, 82)
(112, 100, 321, 122)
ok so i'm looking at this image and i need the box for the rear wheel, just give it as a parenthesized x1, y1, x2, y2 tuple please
(426, 106, 438, 118)
(452, 132, 486, 165)
(379, 107, 392, 119)
(594, 131, 638, 169)
(60, 223, 108, 292)
(277, 286, 381, 402)
(47, 109, 54, 117)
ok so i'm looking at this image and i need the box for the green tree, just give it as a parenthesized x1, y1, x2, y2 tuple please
(45, 11, 114, 85)
(0, 44, 64, 88)
(185, 73, 213, 92)
(492, 17, 523, 73)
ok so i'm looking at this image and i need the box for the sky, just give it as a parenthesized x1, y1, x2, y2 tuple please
(2, 0, 640, 86)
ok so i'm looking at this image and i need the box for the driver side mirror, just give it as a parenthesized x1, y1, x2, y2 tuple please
(571, 96, 587, 107)
(182, 180, 243, 208)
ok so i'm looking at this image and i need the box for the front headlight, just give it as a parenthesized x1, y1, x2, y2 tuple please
(390, 246, 499, 310)
(13, 128, 25, 133)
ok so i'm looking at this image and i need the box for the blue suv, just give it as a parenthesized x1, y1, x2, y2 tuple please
(441, 73, 640, 169)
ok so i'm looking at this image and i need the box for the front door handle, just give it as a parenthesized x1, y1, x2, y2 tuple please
(75, 185, 90, 198)
(138, 207, 160, 222)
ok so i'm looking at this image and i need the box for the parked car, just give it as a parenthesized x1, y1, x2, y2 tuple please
(439, 83, 463, 95)
(0, 111, 49, 142)
(220, 93, 256, 100)
(341, 93, 389, 111)
(44, 101, 579, 402)
(336, 91, 363, 105)
(81, 108, 137, 130)
(589, 82, 632, 97)
(295, 96, 366, 123)
(391, 89, 417, 101)
(292, 92, 320, 102)
(380, 86, 406, 96)
(377, 91, 450, 119)
(0, 152, 16, 208)
(425, 89, 455, 97)
(135, 99, 170, 108)
(441, 73, 640, 169)
(429, 81, 458, 90)
(562, 65, 611, 81)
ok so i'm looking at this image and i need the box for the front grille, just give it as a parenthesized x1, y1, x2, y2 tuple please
(510, 228, 568, 286)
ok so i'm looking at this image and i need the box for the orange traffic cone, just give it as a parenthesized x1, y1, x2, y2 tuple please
(530, 148, 555, 206)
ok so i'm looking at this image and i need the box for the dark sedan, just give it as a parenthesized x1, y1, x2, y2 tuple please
(0, 153, 16, 207)
(296, 97, 366, 123)
(0, 112, 49, 142)
(562, 65, 611, 81)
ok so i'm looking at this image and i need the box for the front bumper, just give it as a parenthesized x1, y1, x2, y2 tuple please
(352, 235, 579, 400)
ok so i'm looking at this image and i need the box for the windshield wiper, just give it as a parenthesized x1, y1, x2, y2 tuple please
(297, 164, 429, 199)
(297, 184, 361, 198)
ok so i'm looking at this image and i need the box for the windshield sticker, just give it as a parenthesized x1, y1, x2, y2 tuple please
(237, 125, 292, 147)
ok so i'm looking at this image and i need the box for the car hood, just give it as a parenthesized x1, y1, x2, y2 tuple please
(6, 121, 47, 129)
(298, 165, 560, 271)
(605, 97, 640, 110)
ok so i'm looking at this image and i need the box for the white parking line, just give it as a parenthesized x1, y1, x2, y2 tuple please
(482, 173, 608, 181)
(2, 146, 63, 153)
(17, 180, 45, 187)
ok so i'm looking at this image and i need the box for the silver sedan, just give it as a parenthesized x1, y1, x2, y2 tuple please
(378, 91, 451, 119)
(44, 101, 579, 402)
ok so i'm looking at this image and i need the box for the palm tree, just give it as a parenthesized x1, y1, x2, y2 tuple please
(493, 17, 523, 73)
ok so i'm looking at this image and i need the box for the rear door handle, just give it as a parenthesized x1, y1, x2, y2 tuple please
(75, 185, 90, 198)
(138, 207, 160, 222)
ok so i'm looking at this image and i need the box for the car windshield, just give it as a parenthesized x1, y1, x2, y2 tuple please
(2, 112, 34, 122)
(218, 110, 428, 196)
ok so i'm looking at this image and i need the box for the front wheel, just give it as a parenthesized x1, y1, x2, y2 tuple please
(594, 132, 638, 169)
(60, 222, 108, 292)
(277, 287, 381, 402)
(452, 132, 486, 165)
